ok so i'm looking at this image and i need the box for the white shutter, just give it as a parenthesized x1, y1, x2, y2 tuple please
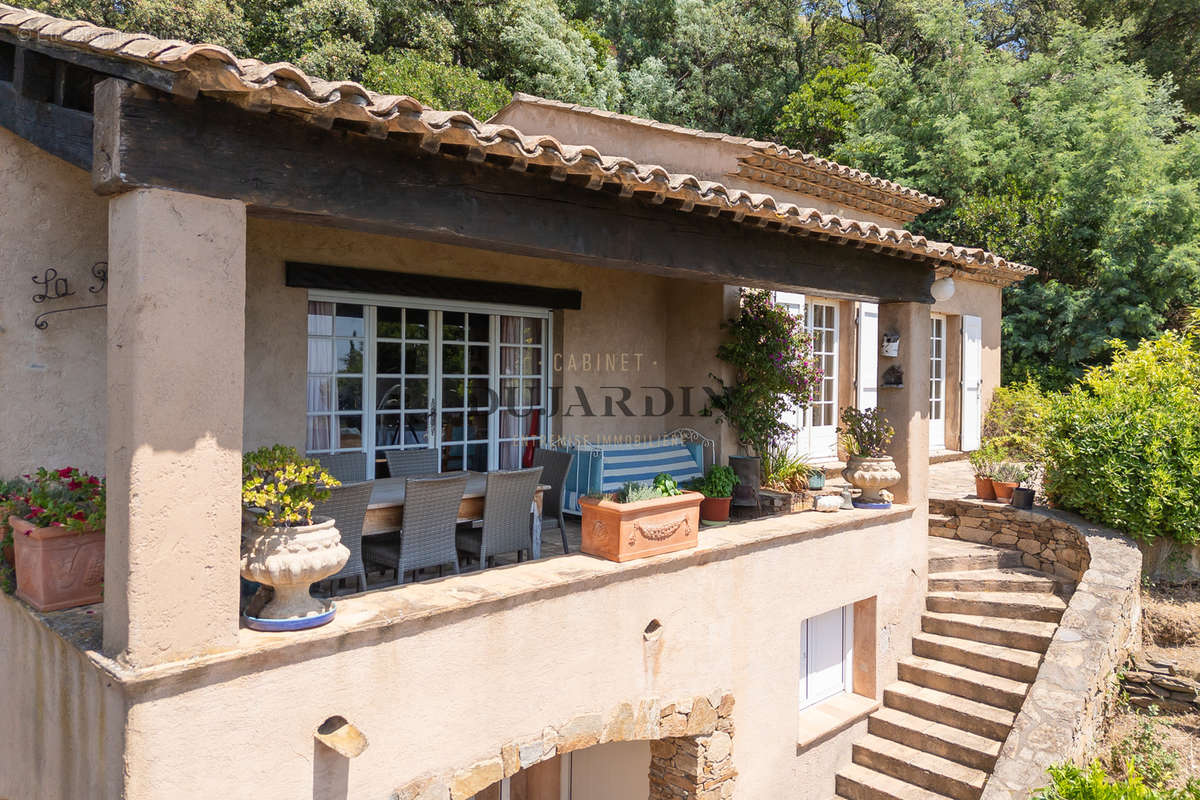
(857, 302, 879, 410)
(804, 607, 846, 707)
(961, 315, 983, 451)
(774, 292, 808, 455)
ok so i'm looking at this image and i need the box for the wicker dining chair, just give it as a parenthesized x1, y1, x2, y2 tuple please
(531, 449, 573, 554)
(456, 466, 543, 568)
(312, 452, 367, 484)
(385, 448, 439, 479)
(312, 480, 374, 594)
(363, 472, 468, 584)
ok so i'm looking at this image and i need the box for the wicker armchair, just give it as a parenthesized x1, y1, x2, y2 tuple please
(456, 467, 543, 568)
(312, 452, 367, 484)
(385, 448, 439, 478)
(531, 449, 573, 554)
(312, 481, 374, 594)
(364, 472, 468, 584)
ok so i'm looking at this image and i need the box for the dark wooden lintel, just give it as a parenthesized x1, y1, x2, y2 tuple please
(0, 31, 182, 96)
(0, 78, 92, 169)
(92, 79, 934, 303)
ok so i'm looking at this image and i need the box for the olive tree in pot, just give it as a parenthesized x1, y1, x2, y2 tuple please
(838, 408, 900, 508)
(240, 446, 348, 629)
(693, 465, 740, 526)
(705, 290, 822, 506)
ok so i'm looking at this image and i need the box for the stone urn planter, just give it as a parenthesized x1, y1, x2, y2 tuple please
(580, 492, 703, 562)
(240, 515, 349, 625)
(9, 516, 105, 611)
(842, 456, 901, 509)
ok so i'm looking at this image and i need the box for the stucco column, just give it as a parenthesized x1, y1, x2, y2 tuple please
(876, 302, 930, 506)
(104, 188, 246, 667)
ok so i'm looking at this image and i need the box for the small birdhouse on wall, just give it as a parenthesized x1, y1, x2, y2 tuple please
(881, 332, 900, 358)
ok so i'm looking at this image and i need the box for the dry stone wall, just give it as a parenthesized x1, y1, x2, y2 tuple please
(1122, 656, 1200, 714)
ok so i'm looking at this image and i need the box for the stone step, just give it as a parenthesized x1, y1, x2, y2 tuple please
(836, 762, 958, 800)
(912, 632, 1043, 683)
(922, 612, 1057, 653)
(868, 707, 1002, 772)
(928, 544, 1023, 574)
(928, 567, 1059, 595)
(898, 656, 1030, 712)
(883, 681, 1015, 741)
(926, 591, 1066, 623)
(852, 734, 988, 800)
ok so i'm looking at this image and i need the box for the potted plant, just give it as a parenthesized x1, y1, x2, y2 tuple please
(968, 445, 1000, 501)
(580, 472, 703, 562)
(705, 290, 823, 507)
(240, 446, 349, 629)
(1010, 463, 1038, 509)
(693, 465, 740, 526)
(807, 465, 826, 491)
(7, 467, 105, 612)
(991, 462, 1028, 503)
(0, 476, 31, 569)
(838, 408, 900, 508)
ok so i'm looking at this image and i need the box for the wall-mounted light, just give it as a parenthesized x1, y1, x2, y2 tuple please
(930, 276, 956, 302)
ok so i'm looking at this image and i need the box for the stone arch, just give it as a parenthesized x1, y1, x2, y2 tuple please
(392, 691, 737, 800)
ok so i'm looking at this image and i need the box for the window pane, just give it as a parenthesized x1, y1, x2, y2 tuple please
(307, 302, 333, 336)
(442, 343, 465, 374)
(523, 317, 543, 345)
(376, 414, 404, 447)
(467, 411, 489, 441)
(308, 377, 332, 412)
(500, 409, 527, 438)
(499, 441, 522, 469)
(376, 379, 404, 410)
(308, 339, 333, 374)
(441, 444, 464, 472)
(377, 343, 404, 375)
(334, 305, 364, 338)
(467, 313, 490, 343)
(468, 345, 489, 375)
(336, 414, 362, 449)
(465, 443, 488, 472)
(405, 344, 429, 375)
(377, 306, 405, 338)
(500, 346, 521, 375)
(336, 340, 364, 374)
(405, 379, 428, 409)
(523, 378, 542, 407)
(500, 316, 522, 344)
(441, 412, 465, 443)
(442, 312, 465, 342)
(442, 378, 465, 409)
(307, 416, 330, 451)
(524, 347, 542, 375)
(403, 413, 430, 445)
(406, 309, 429, 340)
(500, 378, 520, 407)
(467, 378, 490, 409)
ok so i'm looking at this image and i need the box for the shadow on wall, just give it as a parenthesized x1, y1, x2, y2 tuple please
(314, 739, 350, 800)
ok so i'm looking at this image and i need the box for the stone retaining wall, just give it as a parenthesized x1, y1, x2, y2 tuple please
(930, 498, 1090, 582)
(929, 502, 1143, 800)
(1122, 656, 1200, 714)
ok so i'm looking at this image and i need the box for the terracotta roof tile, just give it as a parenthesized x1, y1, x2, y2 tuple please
(0, 3, 1035, 283)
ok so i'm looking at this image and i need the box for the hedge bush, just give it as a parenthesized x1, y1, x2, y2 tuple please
(1033, 762, 1200, 800)
(983, 379, 1053, 463)
(1043, 331, 1200, 545)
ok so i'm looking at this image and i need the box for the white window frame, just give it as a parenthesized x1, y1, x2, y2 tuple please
(307, 290, 553, 478)
(930, 314, 947, 452)
(799, 604, 855, 711)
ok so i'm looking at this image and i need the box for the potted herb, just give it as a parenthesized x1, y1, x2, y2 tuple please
(579, 472, 703, 562)
(838, 408, 900, 508)
(693, 465, 740, 526)
(7, 467, 105, 611)
(968, 445, 1000, 501)
(991, 462, 1028, 504)
(240, 446, 349, 628)
(705, 290, 823, 507)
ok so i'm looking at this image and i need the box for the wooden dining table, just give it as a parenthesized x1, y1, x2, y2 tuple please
(364, 471, 551, 558)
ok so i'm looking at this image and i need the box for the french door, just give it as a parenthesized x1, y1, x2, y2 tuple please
(306, 294, 550, 478)
(775, 293, 839, 461)
(929, 314, 947, 451)
(961, 315, 983, 451)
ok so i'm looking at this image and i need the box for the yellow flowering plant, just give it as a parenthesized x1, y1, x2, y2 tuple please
(241, 445, 340, 527)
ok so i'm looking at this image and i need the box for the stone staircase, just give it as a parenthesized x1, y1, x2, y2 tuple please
(835, 538, 1070, 800)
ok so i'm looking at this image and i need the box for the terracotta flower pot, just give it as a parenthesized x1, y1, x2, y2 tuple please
(240, 516, 349, 620)
(10, 515, 105, 612)
(2, 541, 13, 568)
(580, 491, 703, 562)
(992, 481, 1018, 503)
(699, 496, 732, 526)
(974, 476, 997, 501)
(841, 455, 901, 506)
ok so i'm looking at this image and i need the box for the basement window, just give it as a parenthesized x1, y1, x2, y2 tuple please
(799, 604, 854, 710)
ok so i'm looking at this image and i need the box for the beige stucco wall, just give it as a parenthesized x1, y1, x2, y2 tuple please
(0, 127, 107, 475)
(0, 598, 127, 800)
(490, 102, 903, 228)
(931, 278, 1004, 433)
(102, 510, 924, 800)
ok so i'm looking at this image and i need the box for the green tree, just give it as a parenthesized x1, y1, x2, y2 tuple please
(363, 50, 512, 118)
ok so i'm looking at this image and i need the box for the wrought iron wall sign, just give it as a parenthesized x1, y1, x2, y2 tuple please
(32, 262, 107, 330)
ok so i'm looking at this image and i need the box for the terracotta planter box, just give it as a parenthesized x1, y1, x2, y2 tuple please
(580, 492, 703, 562)
(10, 516, 105, 611)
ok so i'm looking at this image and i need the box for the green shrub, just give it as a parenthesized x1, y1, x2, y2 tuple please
(1043, 331, 1200, 544)
(983, 379, 1053, 463)
(1112, 707, 1180, 791)
(692, 465, 739, 499)
(614, 481, 664, 503)
(1033, 761, 1200, 800)
(761, 448, 815, 492)
(838, 407, 894, 458)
